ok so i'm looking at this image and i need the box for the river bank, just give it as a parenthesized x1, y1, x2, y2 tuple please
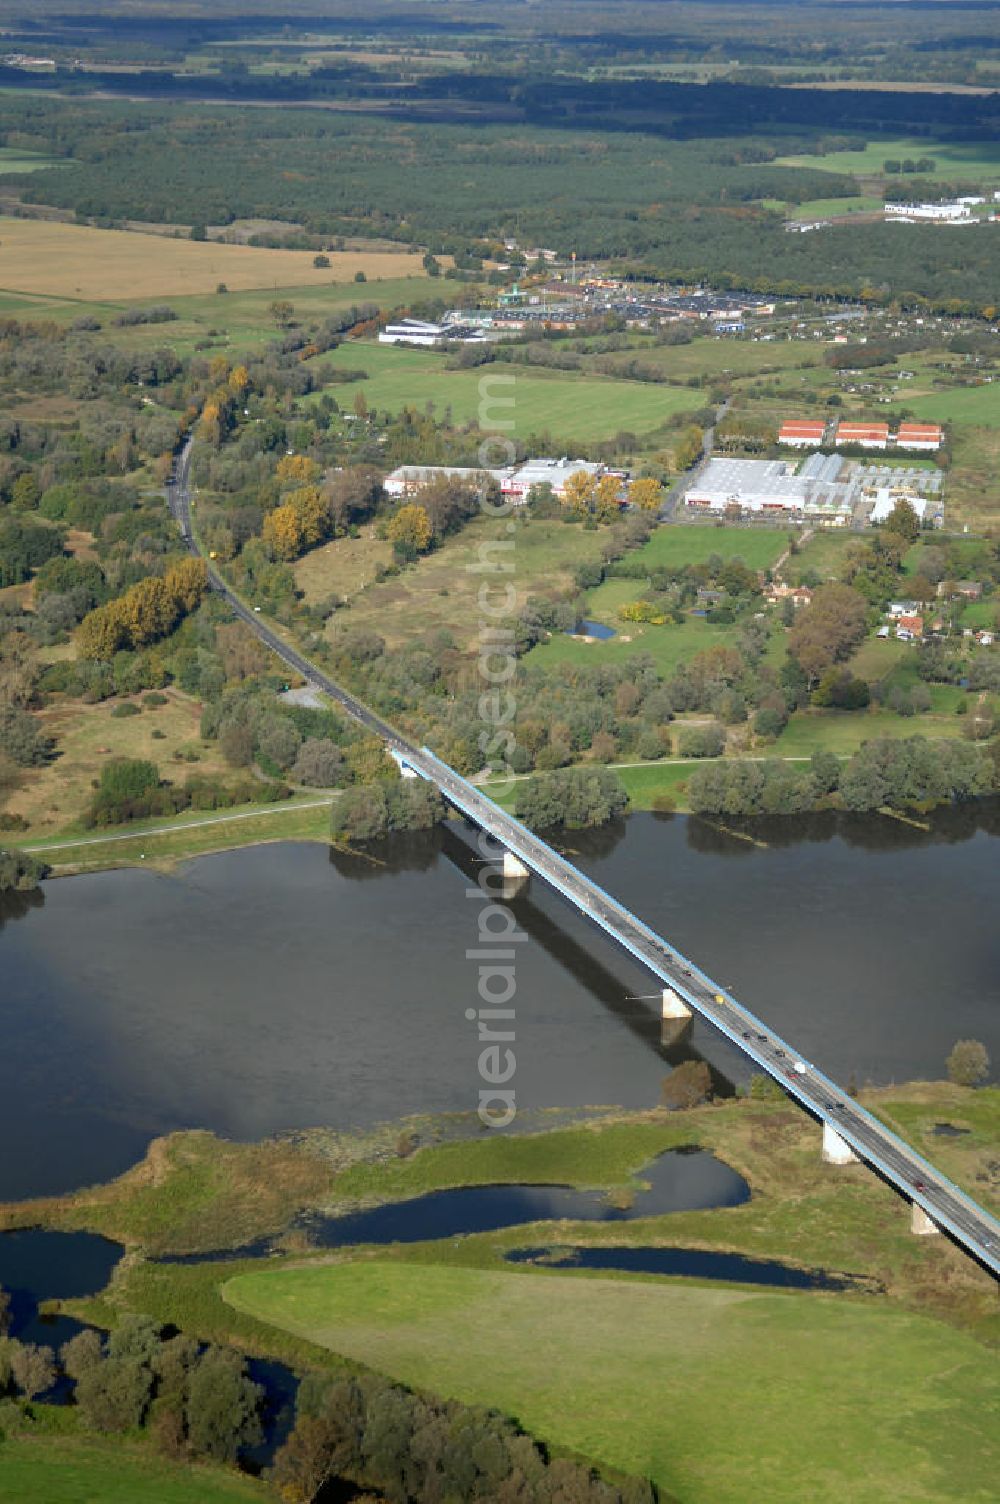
(2, 1092, 995, 1504)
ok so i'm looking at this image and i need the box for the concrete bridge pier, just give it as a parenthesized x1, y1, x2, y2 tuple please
(822, 1121, 859, 1166)
(911, 1202, 940, 1236)
(501, 850, 530, 896)
(661, 987, 693, 1046)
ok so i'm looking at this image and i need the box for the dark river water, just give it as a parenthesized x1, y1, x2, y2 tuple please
(0, 806, 997, 1202)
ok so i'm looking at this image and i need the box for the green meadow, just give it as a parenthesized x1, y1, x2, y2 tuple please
(908, 385, 1000, 428)
(314, 340, 704, 441)
(773, 137, 1000, 183)
(224, 1259, 999, 1504)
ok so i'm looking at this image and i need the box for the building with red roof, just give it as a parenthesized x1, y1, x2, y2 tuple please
(835, 421, 889, 450)
(778, 419, 827, 448)
(896, 423, 943, 451)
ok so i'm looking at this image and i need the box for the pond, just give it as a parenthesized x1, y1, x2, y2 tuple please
(164, 1149, 749, 1262)
(0, 1227, 298, 1463)
(505, 1244, 854, 1290)
(0, 1229, 122, 1401)
(568, 619, 617, 639)
(0, 805, 998, 1203)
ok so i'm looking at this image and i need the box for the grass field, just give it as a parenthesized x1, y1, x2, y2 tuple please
(783, 530, 854, 584)
(0, 1419, 270, 1503)
(773, 138, 1000, 183)
(0, 216, 433, 300)
(295, 525, 393, 605)
(0, 147, 67, 172)
(14, 797, 334, 875)
(908, 386, 1000, 428)
(3, 687, 230, 837)
(313, 513, 610, 651)
(772, 704, 964, 757)
(632, 525, 788, 572)
(782, 195, 884, 219)
(314, 341, 704, 441)
(529, 614, 741, 677)
(224, 1258, 998, 1504)
(612, 337, 820, 380)
(944, 424, 1000, 526)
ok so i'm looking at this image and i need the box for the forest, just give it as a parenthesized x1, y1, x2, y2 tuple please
(0, 80, 997, 307)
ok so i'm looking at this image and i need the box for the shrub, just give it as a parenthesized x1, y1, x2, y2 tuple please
(946, 1039, 990, 1087)
(676, 723, 725, 758)
(110, 702, 141, 719)
(0, 847, 49, 892)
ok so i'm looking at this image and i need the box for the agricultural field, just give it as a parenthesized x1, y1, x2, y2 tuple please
(313, 341, 705, 441)
(0, 276, 444, 358)
(0, 216, 434, 301)
(772, 138, 1000, 184)
(312, 513, 609, 651)
(224, 1258, 999, 1504)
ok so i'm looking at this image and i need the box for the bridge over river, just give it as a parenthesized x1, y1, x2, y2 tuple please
(169, 442, 1000, 1279)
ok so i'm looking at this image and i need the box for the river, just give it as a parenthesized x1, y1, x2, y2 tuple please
(0, 806, 997, 1203)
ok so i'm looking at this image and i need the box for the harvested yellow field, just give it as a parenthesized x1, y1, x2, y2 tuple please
(0, 217, 431, 300)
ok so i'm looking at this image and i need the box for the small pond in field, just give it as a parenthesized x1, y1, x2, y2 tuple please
(505, 1244, 853, 1290)
(569, 618, 617, 639)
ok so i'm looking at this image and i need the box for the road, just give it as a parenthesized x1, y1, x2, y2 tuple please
(169, 439, 1000, 1278)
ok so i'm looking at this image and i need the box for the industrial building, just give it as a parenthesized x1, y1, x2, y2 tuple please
(884, 201, 974, 224)
(778, 419, 828, 447)
(896, 423, 944, 452)
(383, 465, 502, 498)
(834, 421, 890, 450)
(685, 458, 823, 518)
(499, 458, 604, 503)
(684, 451, 941, 528)
(378, 318, 447, 347)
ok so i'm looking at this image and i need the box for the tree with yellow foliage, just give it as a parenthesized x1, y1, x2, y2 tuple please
(228, 364, 249, 395)
(118, 576, 176, 646)
(198, 402, 222, 447)
(286, 485, 328, 548)
(76, 560, 209, 660)
(276, 454, 321, 488)
(629, 476, 663, 512)
(164, 557, 208, 614)
(561, 469, 596, 515)
(673, 425, 704, 472)
(263, 504, 304, 561)
(594, 473, 622, 522)
(208, 355, 231, 386)
(76, 603, 128, 661)
(387, 504, 432, 555)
